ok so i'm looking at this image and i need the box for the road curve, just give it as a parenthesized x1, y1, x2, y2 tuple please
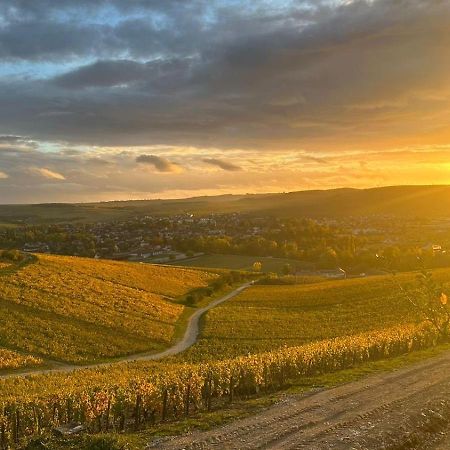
(0, 281, 253, 380)
(151, 348, 450, 449)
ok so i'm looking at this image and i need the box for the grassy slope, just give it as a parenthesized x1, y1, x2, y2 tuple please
(0, 255, 216, 364)
(168, 254, 309, 273)
(179, 269, 450, 361)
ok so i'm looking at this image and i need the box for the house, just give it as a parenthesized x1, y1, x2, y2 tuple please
(422, 243, 442, 255)
(318, 268, 347, 279)
(295, 268, 347, 280)
(23, 242, 50, 253)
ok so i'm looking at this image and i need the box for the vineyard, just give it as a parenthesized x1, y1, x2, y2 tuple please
(179, 271, 442, 361)
(0, 349, 42, 371)
(1, 259, 450, 446)
(0, 255, 217, 364)
(0, 322, 439, 448)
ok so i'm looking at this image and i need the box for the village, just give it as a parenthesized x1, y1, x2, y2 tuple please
(1, 212, 449, 274)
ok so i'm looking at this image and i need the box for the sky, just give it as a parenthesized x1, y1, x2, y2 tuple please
(0, 0, 450, 204)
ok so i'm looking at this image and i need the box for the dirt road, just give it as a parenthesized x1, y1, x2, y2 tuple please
(0, 282, 252, 380)
(151, 349, 450, 449)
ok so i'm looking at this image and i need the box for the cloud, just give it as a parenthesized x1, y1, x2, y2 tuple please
(0, 138, 449, 203)
(53, 60, 148, 89)
(52, 57, 194, 91)
(0, 135, 36, 149)
(0, 0, 448, 152)
(135, 154, 183, 173)
(31, 167, 66, 180)
(300, 155, 329, 165)
(0, 135, 23, 144)
(202, 158, 242, 171)
(0, 171, 8, 179)
(0, 0, 450, 203)
(86, 157, 112, 166)
(0, 1, 206, 61)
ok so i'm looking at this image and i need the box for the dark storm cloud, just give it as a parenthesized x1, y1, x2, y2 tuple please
(0, 0, 449, 151)
(0, 0, 208, 60)
(135, 154, 182, 172)
(202, 158, 242, 171)
(54, 60, 148, 89)
(53, 58, 194, 89)
(0, 21, 106, 60)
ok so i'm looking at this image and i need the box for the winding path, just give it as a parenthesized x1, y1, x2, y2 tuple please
(0, 281, 253, 380)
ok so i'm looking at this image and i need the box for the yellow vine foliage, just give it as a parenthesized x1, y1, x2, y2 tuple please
(0, 322, 438, 447)
(181, 274, 425, 361)
(0, 255, 217, 363)
(0, 349, 42, 371)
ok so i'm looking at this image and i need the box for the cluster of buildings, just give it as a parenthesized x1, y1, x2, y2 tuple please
(2, 212, 447, 273)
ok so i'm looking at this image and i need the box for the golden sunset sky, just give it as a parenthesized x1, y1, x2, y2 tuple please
(0, 0, 449, 202)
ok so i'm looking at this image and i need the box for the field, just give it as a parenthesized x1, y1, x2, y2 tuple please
(0, 255, 217, 365)
(169, 253, 308, 273)
(1, 260, 450, 447)
(178, 271, 450, 361)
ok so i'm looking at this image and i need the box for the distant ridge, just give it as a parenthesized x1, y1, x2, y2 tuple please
(0, 185, 449, 223)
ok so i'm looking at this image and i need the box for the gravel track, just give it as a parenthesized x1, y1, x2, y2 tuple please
(152, 349, 450, 449)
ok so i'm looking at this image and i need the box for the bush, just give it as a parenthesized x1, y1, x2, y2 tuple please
(185, 294, 197, 306)
(212, 279, 225, 291)
(81, 435, 127, 450)
(0, 249, 24, 262)
(258, 275, 324, 285)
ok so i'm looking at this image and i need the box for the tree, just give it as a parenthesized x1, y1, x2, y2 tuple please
(318, 247, 338, 269)
(252, 261, 262, 272)
(282, 263, 292, 275)
(185, 294, 197, 306)
(396, 271, 450, 338)
(1, 249, 23, 262)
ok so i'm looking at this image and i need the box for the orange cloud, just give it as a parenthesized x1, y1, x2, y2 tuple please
(31, 167, 66, 180)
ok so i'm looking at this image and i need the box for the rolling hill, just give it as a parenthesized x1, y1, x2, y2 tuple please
(0, 185, 449, 223)
(0, 254, 217, 365)
(179, 269, 450, 362)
